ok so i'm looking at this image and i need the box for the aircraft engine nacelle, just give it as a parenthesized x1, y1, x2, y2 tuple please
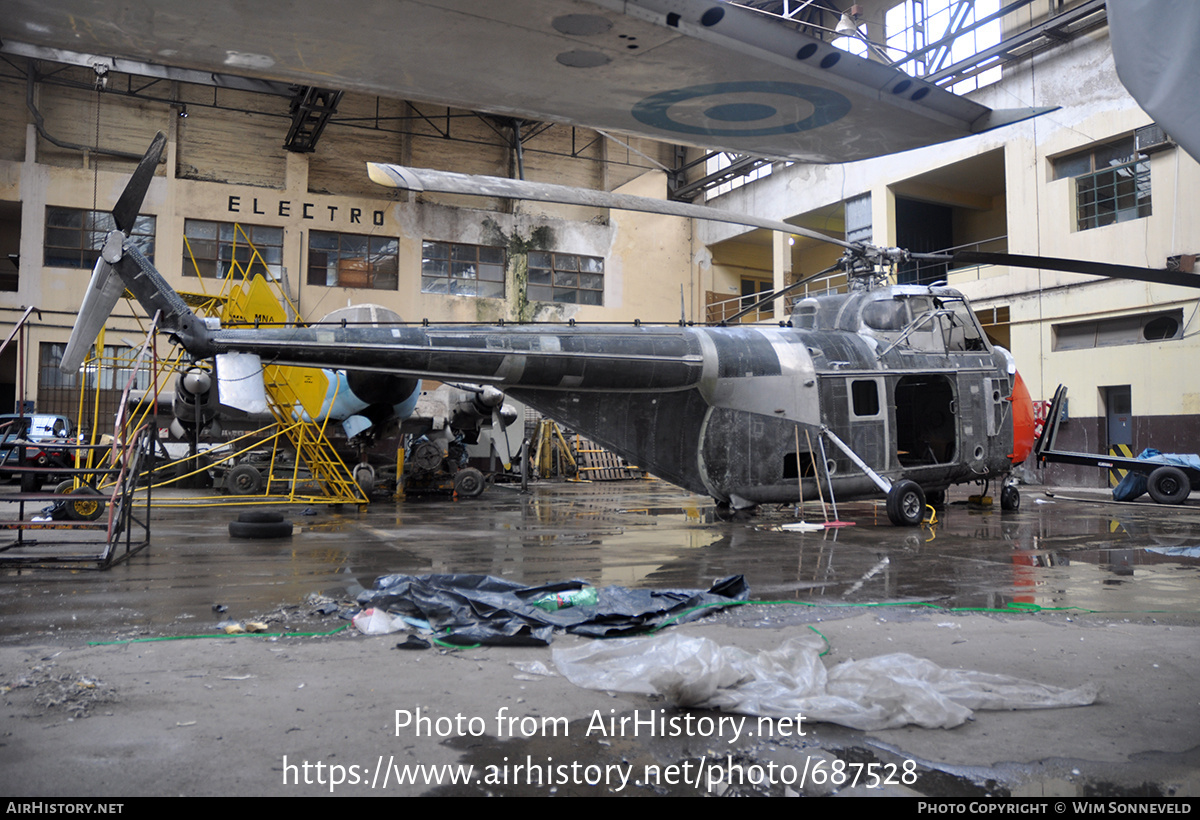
(170, 366, 220, 437)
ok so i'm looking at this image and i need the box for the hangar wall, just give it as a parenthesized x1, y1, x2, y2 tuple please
(0, 63, 694, 420)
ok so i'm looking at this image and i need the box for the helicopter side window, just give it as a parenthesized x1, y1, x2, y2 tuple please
(862, 299, 907, 332)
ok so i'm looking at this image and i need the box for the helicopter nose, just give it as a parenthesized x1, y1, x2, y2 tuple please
(1010, 371, 1035, 464)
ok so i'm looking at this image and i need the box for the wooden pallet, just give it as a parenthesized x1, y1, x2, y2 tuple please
(572, 436, 645, 481)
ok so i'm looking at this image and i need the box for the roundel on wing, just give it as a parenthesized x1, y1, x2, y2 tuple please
(631, 81, 852, 137)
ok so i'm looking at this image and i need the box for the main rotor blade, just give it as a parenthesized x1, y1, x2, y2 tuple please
(367, 163, 855, 251)
(112, 131, 166, 234)
(950, 250, 1200, 289)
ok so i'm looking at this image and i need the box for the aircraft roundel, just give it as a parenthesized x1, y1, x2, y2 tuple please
(631, 81, 852, 138)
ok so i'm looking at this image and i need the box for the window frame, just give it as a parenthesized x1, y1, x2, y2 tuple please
(182, 219, 284, 280)
(306, 230, 399, 290)
(527, 251, 604, 306)
(421, 241, 506, 299)
(44, 206, 156, 269)
(1053, 138, 1152, 232)
(1052, 309, 1184, 352)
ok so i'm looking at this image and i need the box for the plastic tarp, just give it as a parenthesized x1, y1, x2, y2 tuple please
(552, 633, 1098, 731)
(1112, 449, 1200, 501)
(357, 573, 749, 646)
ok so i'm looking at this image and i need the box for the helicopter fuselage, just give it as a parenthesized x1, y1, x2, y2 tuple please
(173, 282, 1032, 513)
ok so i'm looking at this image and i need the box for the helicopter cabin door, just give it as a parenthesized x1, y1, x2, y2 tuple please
(820, 376, 889, 478)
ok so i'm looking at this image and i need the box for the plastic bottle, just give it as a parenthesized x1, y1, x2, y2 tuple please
(530, 586, 599, 611)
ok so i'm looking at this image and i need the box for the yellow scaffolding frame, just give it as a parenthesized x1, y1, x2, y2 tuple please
(95, 223, 368, 505)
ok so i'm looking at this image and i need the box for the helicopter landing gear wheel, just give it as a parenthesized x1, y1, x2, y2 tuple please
(886, 479, 926, 526)
(453, 467, 485, 498)
(1001, 484, 1021, 511)
(1147, 465, 1190, 505)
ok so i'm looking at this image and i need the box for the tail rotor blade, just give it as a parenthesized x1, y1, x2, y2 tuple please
(112, 131, 166, 234)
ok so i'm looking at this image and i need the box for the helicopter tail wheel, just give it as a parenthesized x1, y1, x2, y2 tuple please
(1147, 465, 1190, 505)
(1000, 484, 1021, 511)
(886, 480, 926, 526)
(453, 466, 486, 498)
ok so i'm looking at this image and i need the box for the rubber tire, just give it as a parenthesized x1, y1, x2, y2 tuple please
(1000, 485, 1021, 511)
(228, 519, 293, 539)
(20, 470, 40, 493)
(354, 463, 376, 495)
(1147, 465, 1190, 505)
(63, 485, 105, 522)
(886, 479, 926, 526)
(236, 510, 285, 524)
(925, 489, 946, 507)
(453, 466, 486, 498)
(226, 463, 263, 495)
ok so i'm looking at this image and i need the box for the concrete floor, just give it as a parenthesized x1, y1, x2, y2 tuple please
(0, 479, 1197, 796)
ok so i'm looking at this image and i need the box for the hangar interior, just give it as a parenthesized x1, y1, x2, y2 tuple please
(0, 0, 1199, 801)
(0, 0, 1196, 499)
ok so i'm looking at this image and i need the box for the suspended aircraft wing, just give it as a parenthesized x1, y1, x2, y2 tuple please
(0, 0, 1048, 163)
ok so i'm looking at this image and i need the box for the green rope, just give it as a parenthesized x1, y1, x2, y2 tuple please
(87, 624, 350, 645)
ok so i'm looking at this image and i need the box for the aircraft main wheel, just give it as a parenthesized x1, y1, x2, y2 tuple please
(1001, 485, 1021, 511)
(226, 464, 263, 495)
(62, 484, 106, 522)
(886, 479, 926, 526)
(1147, 466, 1190, 505)
(453, 467, 486, 498)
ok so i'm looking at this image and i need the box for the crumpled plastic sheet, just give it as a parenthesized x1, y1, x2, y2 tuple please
(356, 573, 749, 646)
(1112, 448, 1200, 501)
(552, 633, 1099, 731)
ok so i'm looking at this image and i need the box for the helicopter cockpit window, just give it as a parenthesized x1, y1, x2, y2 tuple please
(939, 299, 989, 352)
(899, 296, 943, 352)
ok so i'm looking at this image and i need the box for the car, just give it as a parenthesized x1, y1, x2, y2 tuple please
(0, 413, 77, 492)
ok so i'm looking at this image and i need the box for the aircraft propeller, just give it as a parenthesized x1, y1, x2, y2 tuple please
(60, 132, 167, 374)
(448, 383, 515, 470)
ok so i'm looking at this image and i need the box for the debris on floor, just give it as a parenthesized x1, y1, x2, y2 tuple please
(552, 632, 1099, 731)
(356, 573, 749, 646)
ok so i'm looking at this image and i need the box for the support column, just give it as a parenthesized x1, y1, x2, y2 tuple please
(772, 231, 790, 321)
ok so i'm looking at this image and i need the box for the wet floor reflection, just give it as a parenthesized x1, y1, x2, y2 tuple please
(1, 482, 1197, 643)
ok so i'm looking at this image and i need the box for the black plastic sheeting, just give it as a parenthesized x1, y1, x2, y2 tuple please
(356, 574, 749, 646)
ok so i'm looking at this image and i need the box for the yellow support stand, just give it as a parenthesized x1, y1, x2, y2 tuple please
(119, 224, 369, 505)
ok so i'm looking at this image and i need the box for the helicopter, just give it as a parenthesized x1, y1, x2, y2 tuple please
(56, 132, 1048, 525)
(60, 132, 1200, 523)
